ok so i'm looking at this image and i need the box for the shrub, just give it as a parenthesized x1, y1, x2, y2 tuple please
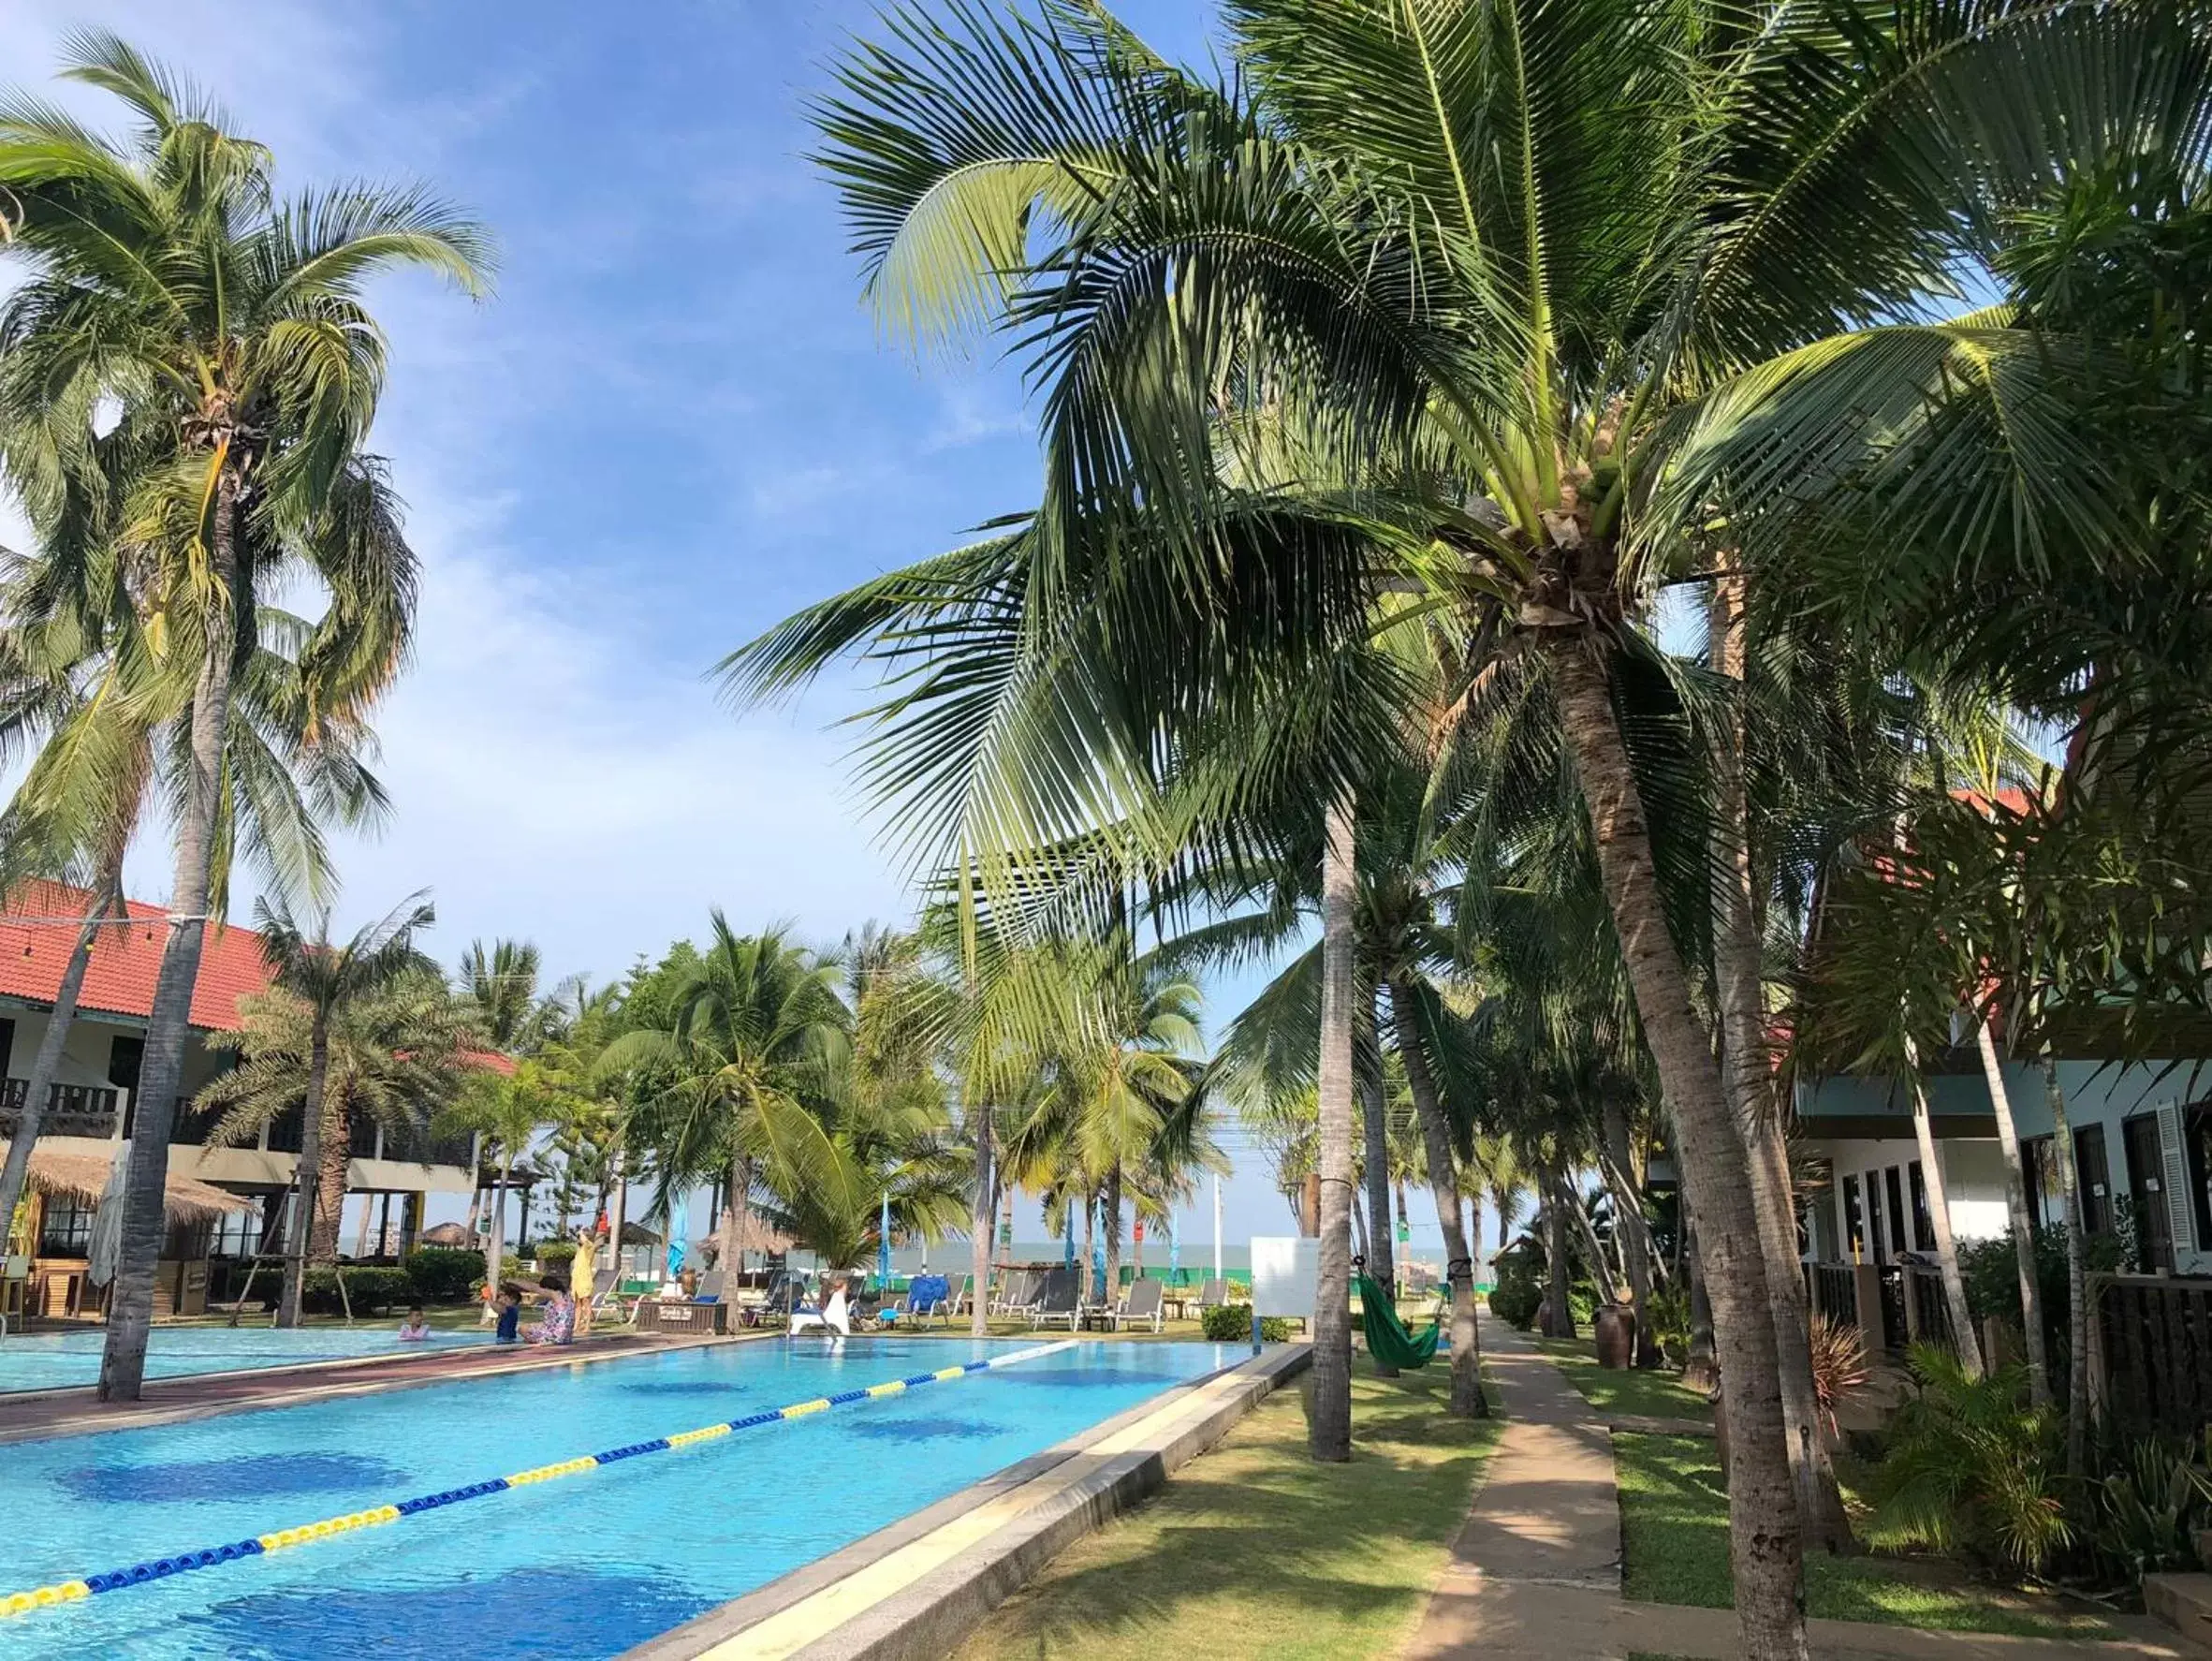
(1872, 1344, 2071, 1575)
(300, 1265, 413, 1315)
(403, 1247, 486, 1302)
(2087, 1435, 2212, 1586)
(1201, 1303, 1291, 1343)
(1809, 1313, 1870, 1433)
(1487, 1245, 1542, 1330)
(534, 1241, 577, 1271)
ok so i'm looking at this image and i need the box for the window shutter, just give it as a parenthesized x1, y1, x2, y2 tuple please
(2158, 1104, 2196, 1257)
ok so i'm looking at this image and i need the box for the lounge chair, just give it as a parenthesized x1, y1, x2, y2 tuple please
(1028, 1266, 1079, 1330)
(589, 1266, 636, 1325)
(1196, 1278, 1230, 1314)
(1111, 1277, 1165, 1333)
(994, 1269, 1039, 1318)
(904, 1273, 952, 1325)
(693, 1271, 725, 1304)
(943, 1273, 974, 1322)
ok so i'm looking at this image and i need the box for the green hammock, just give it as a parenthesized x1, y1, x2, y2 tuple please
(1356, 1273, 1443, 1369)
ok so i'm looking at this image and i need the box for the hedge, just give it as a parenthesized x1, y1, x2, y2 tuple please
(401, 1247, 485, 1302)
(533, 1241, 578, 1270)
(1201, 1302, 1292, 1343)
(301, 1265, 412, 1315)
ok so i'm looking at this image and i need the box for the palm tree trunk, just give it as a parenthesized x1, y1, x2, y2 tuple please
(1564, 1180, 1621, 1304)
(1080, 1185, 1097, 1307)
(100, 461, 244, 1403)
(1599, 1100, 1657, 1365)
(1105, 1166, 1123, 1302)
(969, 1105, 993, 1337)
(1546, 637, 1805, 1658)
(0, 872, 119, 1248)
(276, 1023, 333, 1328)
(1903, 1042, 1982, 1376)
(1542, 1166, 1575, 1338)
(1361, 987, 1397, 1298)
(486, 1148, 513, 1299)
(1709, 563, 1853, 1549)
(2044, 1057, 2089, 1477)
(309, 1093, 349, 1264)
(1685, 1214, 1718, 1394)
(1977, 1022, 2050, 1406)
(1493, 1188, 1512, 1253)
(1390, 983, 1485, 1416)
(1309, 790, 1358, 1462)
(722, 1154, 752, 1278)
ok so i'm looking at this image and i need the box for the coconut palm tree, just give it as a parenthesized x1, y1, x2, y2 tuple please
(760, 7, 2203, 1638)
(200, 961, 476, 1304)
(458, 939, 565, 1056)
(0, 34, 488, 1399)
(0, 573, 389, 1271)
(599, 918, 861, 1276)
(217, 893, 438, 1325)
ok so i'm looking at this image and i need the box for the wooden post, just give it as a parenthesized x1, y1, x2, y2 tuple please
(1853, 1263, 1883, 1345)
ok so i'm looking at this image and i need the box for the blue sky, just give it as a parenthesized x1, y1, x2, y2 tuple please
(0, 1, 1484, 1253)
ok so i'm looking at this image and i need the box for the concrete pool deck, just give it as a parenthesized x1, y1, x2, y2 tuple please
(627, 1342, 1311, 1661)
(0, 1330, 756, 1445)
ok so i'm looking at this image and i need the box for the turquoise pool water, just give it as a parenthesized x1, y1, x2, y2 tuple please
(0, 1327, 495, 1394)
(0, 1336, 1230, 1658)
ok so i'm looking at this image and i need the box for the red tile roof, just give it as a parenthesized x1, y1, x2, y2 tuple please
(0, 880, 275, 1032)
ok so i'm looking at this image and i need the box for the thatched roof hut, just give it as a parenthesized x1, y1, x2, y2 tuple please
(15, 1145, 257, 1224)
(418, 1221, 471, 1247)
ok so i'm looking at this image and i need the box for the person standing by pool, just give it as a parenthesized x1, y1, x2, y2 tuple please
(526, 1271, 576, 1345)
(397, 1303, 432, 1342)
(570, 1227, 598, 1337)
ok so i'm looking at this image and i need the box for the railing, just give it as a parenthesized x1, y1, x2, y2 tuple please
(2089, 1273, 2212, 1440)
(1806, 1261, 1857, 1326)
(1903, 1264, 1956, 1353)
(0, 1079, 122, 1139)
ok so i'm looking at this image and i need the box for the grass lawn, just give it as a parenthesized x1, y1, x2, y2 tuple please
(955, 1361, 1503, 1660)
(1614, 1434, 2112, 1640)
(1533, 1338, 1713, 1422)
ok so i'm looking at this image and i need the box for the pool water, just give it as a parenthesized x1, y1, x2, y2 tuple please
(0, 1326, 495, 1394)
(0, 1336, 1230, 1658)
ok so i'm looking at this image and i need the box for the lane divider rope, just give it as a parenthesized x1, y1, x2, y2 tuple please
(1, 1340, 1077, 1620)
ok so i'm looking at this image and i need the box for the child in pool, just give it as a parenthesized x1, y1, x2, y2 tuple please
(493, 1284, 523, 1344)
(397, 1303, 432, 1342)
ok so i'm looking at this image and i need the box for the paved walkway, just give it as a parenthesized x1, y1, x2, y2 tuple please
(1403, 1327, 2191, 1661)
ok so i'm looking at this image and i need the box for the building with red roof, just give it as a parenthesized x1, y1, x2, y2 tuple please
(0, 882, 481, 1321)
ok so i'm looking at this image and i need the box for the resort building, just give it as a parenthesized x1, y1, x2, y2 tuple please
(0, 881, 477, 1320)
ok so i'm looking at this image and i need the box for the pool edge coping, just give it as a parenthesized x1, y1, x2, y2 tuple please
(623, 1341, 1312, 1661)
(0, 1331, 763, 1446)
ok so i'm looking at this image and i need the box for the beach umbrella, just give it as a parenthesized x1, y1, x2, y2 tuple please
(666, 1192, 687, 1278)
(877, 1191, 891, 1287)
(1062, 1204, 1075, 1268)
(1091, 1227, 1106, 1295)
(1169, 1211, 1180, 1279)
(86, 1142, 131, 1286)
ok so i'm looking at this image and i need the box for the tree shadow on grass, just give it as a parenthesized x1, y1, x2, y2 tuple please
(960, 1363, 1504, 1658)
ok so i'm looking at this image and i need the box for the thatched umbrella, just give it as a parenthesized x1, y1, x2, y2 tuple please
(418, 1221, 470, 1248)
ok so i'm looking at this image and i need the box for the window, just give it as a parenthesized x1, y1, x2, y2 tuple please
(37, 1197, 93, 1256)
(2075, 1124, 2113, 1235)
(1909, 1160, 1936, 1252)
(1865, 1172, 1888, 1262)
(2122, 1113, 2176, 1273)
(266, 1103, 304, 1154)
(1841, 1174, 1866, 1259)
(1884, 1167, 1910, 1261)
(2186, 1105, 2212, 1253)
(209, 1206, 260, 1257)
(0, 1016, 14, 1078)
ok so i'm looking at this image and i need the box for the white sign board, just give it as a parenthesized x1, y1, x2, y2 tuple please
(1250, 1236, 1318, 1319)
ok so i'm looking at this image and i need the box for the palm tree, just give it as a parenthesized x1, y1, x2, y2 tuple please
(761, 7, 2198, 1634)
(458, 939, 564, 1055)
(0, 35, 488, 1400)
(599, 917, 860, 1277)
(220, 894, 437, 1325)
(200, 960, 476, 1305)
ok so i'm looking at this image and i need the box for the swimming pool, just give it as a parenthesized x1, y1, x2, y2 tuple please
(0, 1336, 1231, 1658)
(0, 1326, 495, 1394)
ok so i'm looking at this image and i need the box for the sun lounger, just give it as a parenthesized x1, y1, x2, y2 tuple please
(1028, 1266, 1079, 1330)
(1111, 1277, 1165, 1333)
(1196, 1278, 1230, 1313)
(693, 1271, 725, 1304)
(993, 1269, 1038, 1317)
